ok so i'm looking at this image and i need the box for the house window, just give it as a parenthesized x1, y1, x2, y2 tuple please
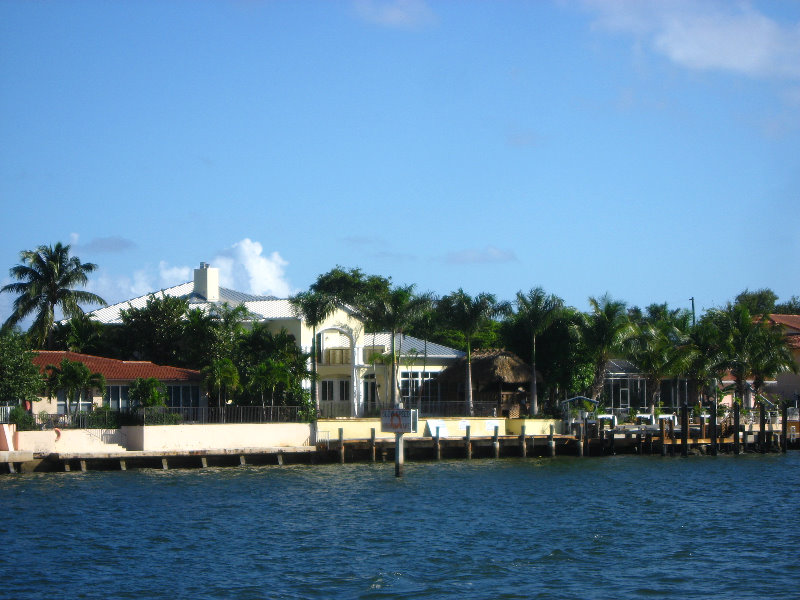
(105, 385, 131, 411)
(166, 385, 201, 408)
(400, 372, 439, 403)
(320, 380, 334, 402)
(339, 380, 349, 402)
(57, 389, 94, 414)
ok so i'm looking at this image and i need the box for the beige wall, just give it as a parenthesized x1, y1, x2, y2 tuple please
(16, 428, 128, 454)
(128, 423, 313, 451)
(506, 418, 564, 436)
(316, 417, 508, 441)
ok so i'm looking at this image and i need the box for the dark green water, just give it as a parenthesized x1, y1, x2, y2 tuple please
(2, 453, 798, 599)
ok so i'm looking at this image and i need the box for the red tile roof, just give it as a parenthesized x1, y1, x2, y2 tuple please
(32, 351, 200, 382)
(768, 314, 800, 332)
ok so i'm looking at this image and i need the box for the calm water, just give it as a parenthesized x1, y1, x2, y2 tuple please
(2, 453, 798, 599)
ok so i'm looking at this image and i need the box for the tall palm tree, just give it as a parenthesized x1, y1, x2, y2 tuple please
(45, 358, 106, 418)
(364, 285, 431, 407)
(513, 287, 564, 416)
(438, 289, 505, 416)
(289, 291, 336, 409)
(626, 320, 694, 412)
(2, 243, 106, 348)
(576, 295, 635, 402)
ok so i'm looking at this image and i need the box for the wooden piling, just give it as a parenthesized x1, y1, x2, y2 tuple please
(7, 462, 16, 474)
(734, 402, 741, 455)
(660, 419, 667, 456)
(577, 424, 584, 457)
(669, 418, 675, 457)
(161, 458, 168, 470)
(759, 403, 766, 453)
(710, 401, 718, 456)
(276, 453, 283, 466)
(200, 456, 208, 468)
(519, 425, 527, 458)
(240, 455, 247, 466)
(434, 427, 441, 461)
(63, 461, 70, 472)
(781, 403, 788, 453)
(680, 404, 688, 457)
(370, 428, 376, 463)
(338, 428, 345, 464)
(465, 425, 472, 460)
(548, 424, 555, 458)
(493, 425, 500, 459)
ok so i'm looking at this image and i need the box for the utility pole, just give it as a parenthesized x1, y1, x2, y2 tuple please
(690, 297, 696, 327)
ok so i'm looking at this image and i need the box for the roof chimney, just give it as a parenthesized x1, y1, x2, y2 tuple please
(193, 262, 219, 302)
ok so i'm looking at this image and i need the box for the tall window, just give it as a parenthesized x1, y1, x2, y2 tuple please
(320, 380, 334, 402)
(166, 385, 200, 409)
(400, 372, 439, 404)
(57, 389, 94, 414)
(105, 385, 130, 411)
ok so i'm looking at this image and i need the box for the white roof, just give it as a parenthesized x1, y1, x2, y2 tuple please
(365, 333, 465, 359)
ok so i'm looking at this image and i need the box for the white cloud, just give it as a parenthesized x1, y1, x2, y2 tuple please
(213, 238, 292, 297)
(158, 262, 191, 288)
(581, 0, 800, 80)
(353, 0, 436, 29)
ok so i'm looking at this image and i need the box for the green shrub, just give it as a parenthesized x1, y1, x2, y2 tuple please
(9, 405, 36, 431)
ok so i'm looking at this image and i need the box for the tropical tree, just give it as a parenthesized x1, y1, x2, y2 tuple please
(45, 358, 106, 418)
(438, 289, 507, 416)
(706, 303, 796, 406)
(247, 359, 290, 408)
(1, 242, 107, 348)
(685, 314, 727, 406)
(363, 285, 431, 407)
(128, 377, 168, 408)
(576, 295, 635, 402)
(202, 358, 240, 421)
(512, 287, 564, 416)
(289, 291, 336, 409)
(0, 330, 43, 407)
(119, 294, 189, 365)
(626, 319, 694, 413)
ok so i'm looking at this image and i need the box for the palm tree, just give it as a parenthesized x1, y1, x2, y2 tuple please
(576, 295, 635, 402)
(513, 287, 564, 416)
(289, 291, 336, 409)
(2, 243, 107, 348)
(364, 285, 431, 408)
(248, 359, 290, 409)
(626, 320, 694, 413)
(438, 289, 505, 416)
(202, 358, 240, 422)
(45, 358, 106, 418)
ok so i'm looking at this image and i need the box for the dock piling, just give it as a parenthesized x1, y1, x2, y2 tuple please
(370, 428, 376, 463)
(519, 425, 527, 458)
(434, 427, 441, 461)
(338, 428, 345, 464)
(548, 424, 555, 458)
(465, 425, 472, 460)
(493, 426, 500, 459)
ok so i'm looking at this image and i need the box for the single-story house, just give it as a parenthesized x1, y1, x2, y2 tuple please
(31, 351, 205, 415)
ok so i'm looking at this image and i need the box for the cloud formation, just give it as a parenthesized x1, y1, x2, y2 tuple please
(353, 0, 436, 29)
(582, 0, 800, 80)
(213, 238, 291, 297)
(445, 246, 517, 265)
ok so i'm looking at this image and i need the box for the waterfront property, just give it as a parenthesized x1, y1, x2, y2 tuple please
(85, 262, 465, 417)
(29, 350, 206, 415)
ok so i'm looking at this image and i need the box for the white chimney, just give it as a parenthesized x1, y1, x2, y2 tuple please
(193, 262, 219, 302)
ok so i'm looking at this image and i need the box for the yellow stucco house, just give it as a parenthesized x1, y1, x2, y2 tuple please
(86, 263, 464, 417)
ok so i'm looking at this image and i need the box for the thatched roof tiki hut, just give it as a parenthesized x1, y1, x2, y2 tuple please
(436, 349, 538, 417)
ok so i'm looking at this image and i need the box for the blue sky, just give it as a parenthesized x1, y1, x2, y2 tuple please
(1, 0, 798, 320)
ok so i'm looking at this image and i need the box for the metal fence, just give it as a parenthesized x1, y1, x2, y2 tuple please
(32, 405, 309, 429)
